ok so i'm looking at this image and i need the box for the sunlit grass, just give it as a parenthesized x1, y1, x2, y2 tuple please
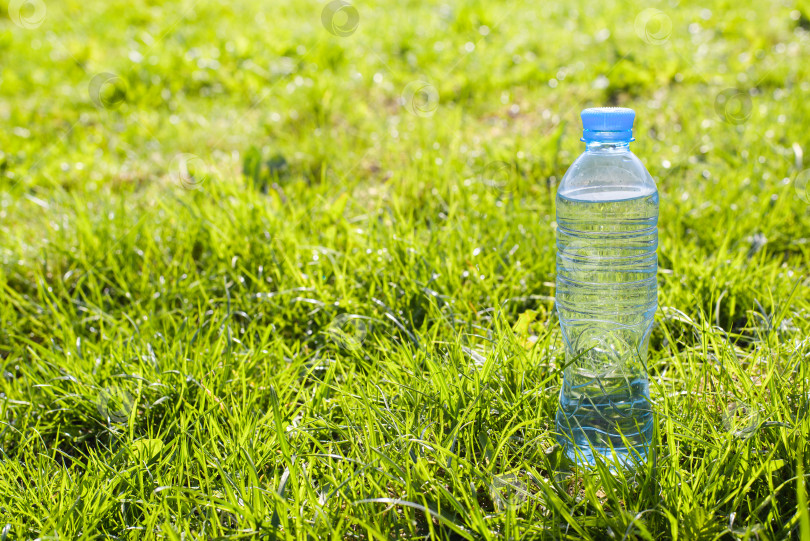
(1, 0, 809, 538)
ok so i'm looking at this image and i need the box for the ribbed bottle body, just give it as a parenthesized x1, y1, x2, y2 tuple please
(555, 166, 658, 467)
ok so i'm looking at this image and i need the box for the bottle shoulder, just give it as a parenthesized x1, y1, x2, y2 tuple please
(558, 150, 657, 201)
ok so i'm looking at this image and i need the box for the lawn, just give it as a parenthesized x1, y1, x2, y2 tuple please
(1, 0, 809, 538)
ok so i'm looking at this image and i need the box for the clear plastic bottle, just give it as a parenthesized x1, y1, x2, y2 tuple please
(554, 107, 657, 467)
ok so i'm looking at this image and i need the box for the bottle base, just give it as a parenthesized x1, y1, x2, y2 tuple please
(558, 438, 650, 470)
(556, 418, 653, 470)
(555, 383, 653, 470)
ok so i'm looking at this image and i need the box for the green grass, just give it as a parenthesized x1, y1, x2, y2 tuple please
(1, 0, 810, 538)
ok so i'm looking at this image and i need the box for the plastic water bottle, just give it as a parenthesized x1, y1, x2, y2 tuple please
(554, 107, 657, 467)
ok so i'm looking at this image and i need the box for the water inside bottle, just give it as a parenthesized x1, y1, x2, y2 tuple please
(555, 189, 658, 467)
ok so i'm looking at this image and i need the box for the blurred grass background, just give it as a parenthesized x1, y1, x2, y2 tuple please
(1, 0, 809, 538)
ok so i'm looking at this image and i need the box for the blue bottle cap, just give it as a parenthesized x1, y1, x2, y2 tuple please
(581, 107, 635, 142)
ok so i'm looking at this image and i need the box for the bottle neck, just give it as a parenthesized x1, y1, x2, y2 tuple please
(585, 140, 631, 152)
